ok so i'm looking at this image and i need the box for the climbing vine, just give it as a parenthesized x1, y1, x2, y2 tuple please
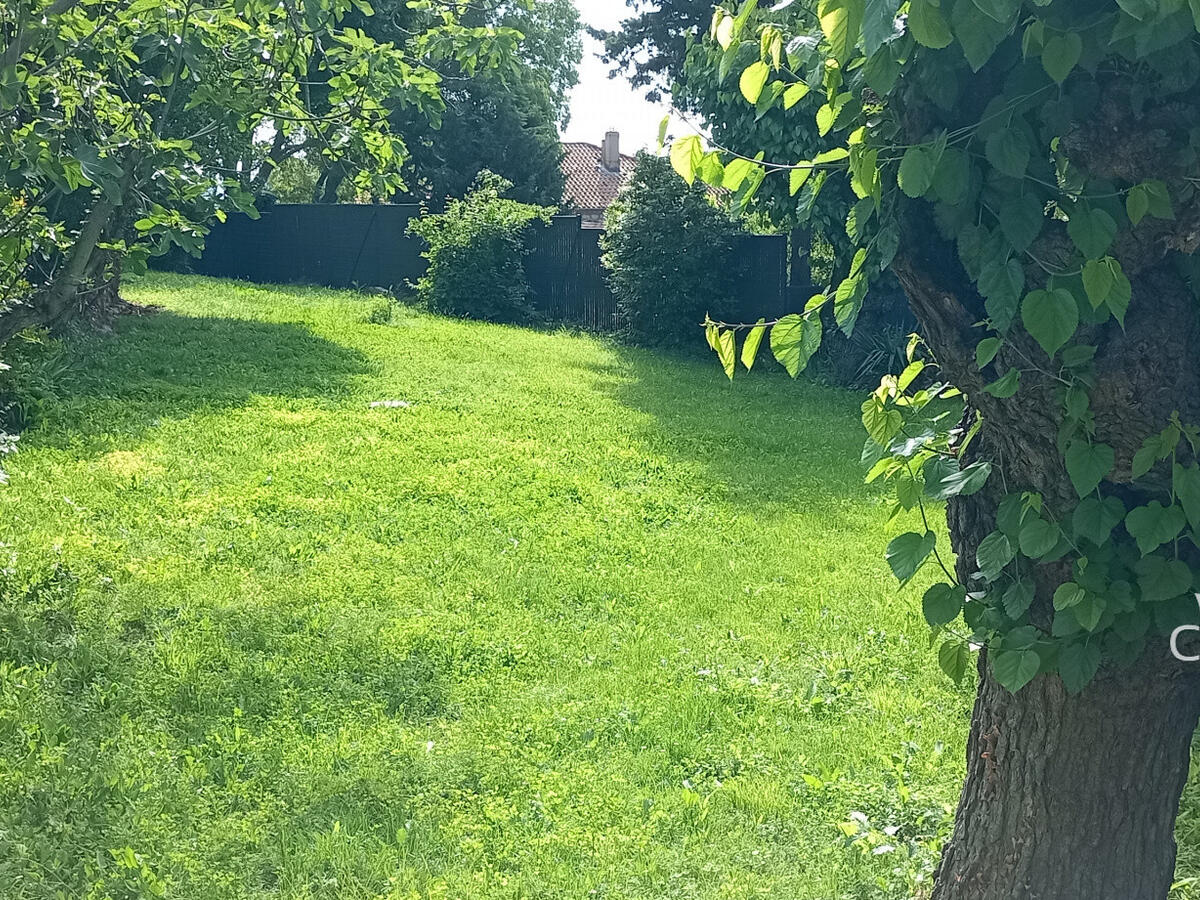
(675, 0, 1200, 694)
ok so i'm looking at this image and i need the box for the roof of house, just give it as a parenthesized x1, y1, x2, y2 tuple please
(560, 142, 636, 212)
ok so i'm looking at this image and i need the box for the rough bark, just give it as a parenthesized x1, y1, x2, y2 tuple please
(932, 646, 1200, 900)
(892, 182, 1200, 896)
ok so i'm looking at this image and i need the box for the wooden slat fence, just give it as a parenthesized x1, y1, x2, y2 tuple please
(175, 204, 792, 330)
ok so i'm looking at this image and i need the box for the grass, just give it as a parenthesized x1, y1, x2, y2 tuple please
(0, 272, 1078, 898)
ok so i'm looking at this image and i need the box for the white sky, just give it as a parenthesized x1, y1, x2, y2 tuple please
(561, 0, 677, 153)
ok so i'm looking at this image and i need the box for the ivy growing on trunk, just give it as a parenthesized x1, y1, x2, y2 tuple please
(674, 0, 1200, 896)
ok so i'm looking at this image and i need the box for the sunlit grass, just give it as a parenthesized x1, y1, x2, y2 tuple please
(0, 273, 984, 898)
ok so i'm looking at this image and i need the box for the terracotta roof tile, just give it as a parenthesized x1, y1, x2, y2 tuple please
(560, 142, 636, 212)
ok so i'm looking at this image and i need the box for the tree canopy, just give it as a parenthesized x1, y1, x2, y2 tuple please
(0, 0, 524, 337)
(280, 0, 581, 205)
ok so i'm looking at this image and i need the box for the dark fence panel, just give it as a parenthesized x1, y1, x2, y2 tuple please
(525, 217, 583, 323)
(728, 234, 789, 323)
(177, 204, 791, 331)
(194, 203, 424, 288)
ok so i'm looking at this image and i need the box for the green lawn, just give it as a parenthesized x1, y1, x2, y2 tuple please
(0, 272, 1104, 898)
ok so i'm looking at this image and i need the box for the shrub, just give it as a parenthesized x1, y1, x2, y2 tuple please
(407, 173, 555, 323)
(810, 275, 917, 389)
(601, 152, 742, 346)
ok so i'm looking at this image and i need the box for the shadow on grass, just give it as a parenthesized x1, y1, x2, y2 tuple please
(29, 310, 371, 453)
(575, 343, 876, 512)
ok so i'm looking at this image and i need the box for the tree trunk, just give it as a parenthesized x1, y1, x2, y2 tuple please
(933, 646, 1200, 900)
(891, 187, 1200, 896)
(0, 194, 114, 343)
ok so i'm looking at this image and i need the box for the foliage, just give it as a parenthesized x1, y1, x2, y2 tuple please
(302, 0, 580, 205)
(407, 173, 554, 322)
(0, 272, 977, 898)
(676, 0, 1200, 699)
(0, 0, 520, 340)
(265, 157, 358, 204)
(601, 153, 743, 346)
(594, 0, 710, 103)
(387, 62, 569, 206)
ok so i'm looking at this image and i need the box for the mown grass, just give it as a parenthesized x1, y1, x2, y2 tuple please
(0, 273, 1187, 899)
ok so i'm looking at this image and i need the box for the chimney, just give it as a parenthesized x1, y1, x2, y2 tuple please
(601, 130, 620, 173)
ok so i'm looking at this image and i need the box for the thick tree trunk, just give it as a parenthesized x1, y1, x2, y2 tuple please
(933, 646, 1200, 900)
(891, 173, 1200, 895)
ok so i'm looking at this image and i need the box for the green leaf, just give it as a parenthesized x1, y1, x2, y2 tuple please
(1072, 496, 1125, 546)
(997, 194, 1044, 251)
(1082, 257, 1115, 309)
(1021, 288, 1078, 359)
(985, 129, 1030, 179)
(991, 647, 1041, 693)
(723, 157, 762, 191)
(1002, 579, 1035, 618)
(977, 259, 1024, 324)
(975, 337, 1002, 369)
(971, 0, 1020, 22)
(938, 638, 971, 685)
(862, 397, 903, 446)
(1064, 441, 1114, 498)
(740, 61, 771, 104)
(783, 82, 810, 110)
(953, 0, 1007, 70)
(1136, 555, 1193, 602)
(928, 460, 992, 500)
(699, 152, 726, 185)
(886, 530, 937, 583)
(1126, 184, 1150, 227)
(1052, 582, 1086, 610)
(1107, 269, 1132, 328)
(670, 135, 704, 185)
(1173, 463, 1200, 532)
(656, 116, 670, 151)
(984, 367, 1020, 398)
(1018, 515, 1059, 558)
(1072, 594, 1105, 632)
(864, 44, 901, 95)
(741, 320, 767, 372)
(907, 0, 953, 49)
(976, 530, 1014, 581)
(716, 328, 736, 380)
(770, 313, 821, 377)
(862, 0, 902, 57)
(898, 146, 937, 198)
(1117, 0, 1157, 19)
(790, 165, 812, 196)
(1125, 501, 1187, 555)
(818, 0, 866, 62)
(923, 582, 967, 627)
(930, 147, 969, 204)
(834, 274, 867, 334)
(1042, 32, 1082, 83)
(1058, 641, 1101, 694)
(1127, 180, 1174, 225)
(1067, 207, 1118, 260)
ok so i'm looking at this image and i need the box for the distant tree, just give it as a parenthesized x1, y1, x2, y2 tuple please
(601, 153, 741, 346)
(593, 0, 710, 104)
(301, 0, 581, 205)
(0, 0, 514, 342)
